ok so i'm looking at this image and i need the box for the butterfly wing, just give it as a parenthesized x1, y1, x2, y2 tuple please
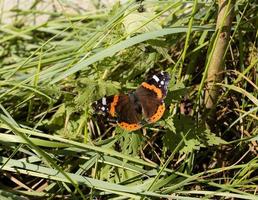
(93, 94, 142, 131)
(145, 71, 170, 97)
(135, 71, 170, 123)
(92, 95, 116, 117)
(114, 94, 142, 131)
(135, 86, 165, 123)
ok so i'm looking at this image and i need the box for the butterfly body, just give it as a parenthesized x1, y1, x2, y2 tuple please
(93, 71, 170, 131)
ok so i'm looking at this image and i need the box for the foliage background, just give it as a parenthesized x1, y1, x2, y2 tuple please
(0, 0, 257, 199)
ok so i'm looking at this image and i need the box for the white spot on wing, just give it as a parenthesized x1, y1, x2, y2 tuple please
(101, 106, 106, 111)
(102, 97, 107, 105)
(152, 75, 160, 82)
(160, 80, 164, 85)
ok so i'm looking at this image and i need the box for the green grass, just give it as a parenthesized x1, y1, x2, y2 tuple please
(0, 0, 257, 199)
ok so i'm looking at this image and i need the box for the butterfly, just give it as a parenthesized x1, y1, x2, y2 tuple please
(93, 71, 170, 131)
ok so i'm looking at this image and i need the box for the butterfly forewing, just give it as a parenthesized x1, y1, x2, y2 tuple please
(135, 71, 170, 122)
(145, 71, 170, 97)
(135, 86, 165, 123)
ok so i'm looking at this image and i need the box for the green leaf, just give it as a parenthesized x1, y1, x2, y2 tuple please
(204, 130, 227, 146)
(180, 139, 204, 154)
(123, 11, 162, 35)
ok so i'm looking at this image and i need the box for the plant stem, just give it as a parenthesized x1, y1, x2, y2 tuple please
(205, 0, 235, 128)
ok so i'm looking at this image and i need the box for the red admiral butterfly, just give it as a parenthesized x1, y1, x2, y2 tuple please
(93, 71, 170, 131)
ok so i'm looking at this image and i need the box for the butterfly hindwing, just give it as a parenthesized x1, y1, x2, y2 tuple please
(114, 94, 142, 131)
(93, 94, 142, 131)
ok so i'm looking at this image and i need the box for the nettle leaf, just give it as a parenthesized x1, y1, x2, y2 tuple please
(97, 132, 142, 183)
(75, 78, 121, 107)
(166, 84, 194, 103)
(163, 115, 203, 153)
(122, 9, 172, 63)
(163, 130, 181, 152)
(204, 130, 227, 146)
(164, 81, 187, 105)
(159, 115, 176, 132)
(174, 115, 199, 136)
(48, 103, 66, 127)
(129, 132, 143, 156)
(163, 115, 195, 152)
(41, 84, 61, 101)
(163, 115, 227, 154)
(45, 102, 84, 138)
(96, 80, 121, 97)
(123, 11, 162, 35)
(120, 132, 142, 157)
(75, 88, 93, 109)
(180, 139, 205, 154)
(59, 117, 81, 139)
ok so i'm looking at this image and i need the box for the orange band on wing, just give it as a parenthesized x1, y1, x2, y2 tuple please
(141, 82, 162, 99)
(109, 95, 119, 117)
(118, 122, 142, 131)
(148, 104, 165, 123)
